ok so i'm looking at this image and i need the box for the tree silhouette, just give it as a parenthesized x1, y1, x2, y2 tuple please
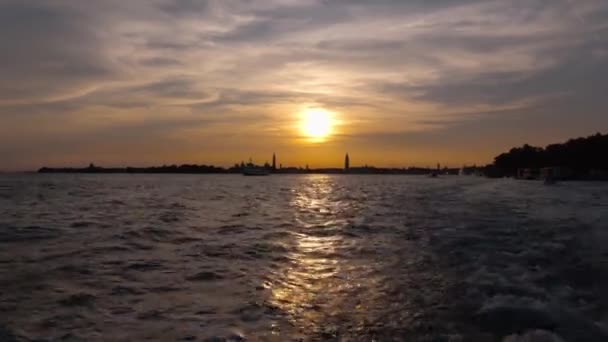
(492, 132, 608, 178)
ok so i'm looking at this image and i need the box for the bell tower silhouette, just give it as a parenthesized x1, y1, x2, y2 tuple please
(344, 153, 350, 171)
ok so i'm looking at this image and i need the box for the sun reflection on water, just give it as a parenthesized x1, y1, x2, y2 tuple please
(268, 175, 348, 331)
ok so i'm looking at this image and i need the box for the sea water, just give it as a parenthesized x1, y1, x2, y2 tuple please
(0, 174, 607, 341)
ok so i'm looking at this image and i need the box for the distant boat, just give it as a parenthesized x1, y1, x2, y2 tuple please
(242, 161, 270, 176)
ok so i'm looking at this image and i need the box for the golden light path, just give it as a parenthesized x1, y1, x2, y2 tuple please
(269, 175, 343, 334)
(266, 175, 378, 337)
(300, 108, 335, 142)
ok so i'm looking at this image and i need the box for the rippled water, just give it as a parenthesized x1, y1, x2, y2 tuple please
(1, 174, 607, 341)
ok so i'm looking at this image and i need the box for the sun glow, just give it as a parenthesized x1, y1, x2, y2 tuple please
(300, 108, 334, 141)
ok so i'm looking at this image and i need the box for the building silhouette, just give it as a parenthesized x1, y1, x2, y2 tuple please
(272, 153, 276, 170)
(345, 153, 350, 171)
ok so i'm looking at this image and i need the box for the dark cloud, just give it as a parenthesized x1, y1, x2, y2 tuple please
(70, 77, 217, 109)
(375, 27, 608, 109)
(0, 1, 113, 103)
(157, 0, 210, 16)
(213, 19, 277, 43)
(138, 57, 183, 67)
(133, 78, 205, 99)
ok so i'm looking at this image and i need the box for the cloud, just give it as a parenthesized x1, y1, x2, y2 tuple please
(1, 0, 607, 169)
(0, 1, 115, 104)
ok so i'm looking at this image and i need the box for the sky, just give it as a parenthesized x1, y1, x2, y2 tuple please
(1, 0, 607, 170)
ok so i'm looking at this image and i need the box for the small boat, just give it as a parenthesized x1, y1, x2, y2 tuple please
(243, 167, 270, 176)
(242, 160, 270, 176)
(428, 171, 438, 178)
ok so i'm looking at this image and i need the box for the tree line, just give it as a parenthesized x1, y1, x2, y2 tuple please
(490, 132, 608, 178)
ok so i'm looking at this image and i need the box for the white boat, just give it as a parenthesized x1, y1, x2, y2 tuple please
(243, 167, 270, 176)
(242, 161, 270, 176)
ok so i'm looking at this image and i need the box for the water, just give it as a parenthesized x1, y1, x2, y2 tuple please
(0, 174, 607, 341)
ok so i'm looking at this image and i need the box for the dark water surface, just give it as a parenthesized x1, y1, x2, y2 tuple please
(0, 174, 607, 341)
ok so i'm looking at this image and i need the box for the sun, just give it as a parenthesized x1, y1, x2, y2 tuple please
(300, 108, 334, 141)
